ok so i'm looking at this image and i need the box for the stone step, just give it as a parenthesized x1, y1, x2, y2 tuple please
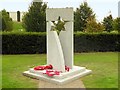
(23, 66, 92, 85)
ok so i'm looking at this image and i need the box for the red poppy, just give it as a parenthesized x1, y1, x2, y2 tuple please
(34, 64, 53, 70)
(43, 70, 61, 77)
(65, 65, 70, 72)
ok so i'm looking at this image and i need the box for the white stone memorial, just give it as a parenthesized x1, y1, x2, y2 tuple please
(23, 8, 92, 85)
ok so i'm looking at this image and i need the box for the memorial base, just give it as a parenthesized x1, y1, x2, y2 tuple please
(23, 66, 92, 85)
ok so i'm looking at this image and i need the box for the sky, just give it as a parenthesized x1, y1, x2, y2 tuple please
(0, 0, 119, 21)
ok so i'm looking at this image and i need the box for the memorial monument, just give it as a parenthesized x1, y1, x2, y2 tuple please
(23, 7, 92, 86)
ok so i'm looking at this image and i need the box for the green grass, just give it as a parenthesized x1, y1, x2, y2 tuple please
(2, 52, 118, 88)
(74, 52, 118, 88)
(12, 21, 25, 32)
(2, 54, 46, 88)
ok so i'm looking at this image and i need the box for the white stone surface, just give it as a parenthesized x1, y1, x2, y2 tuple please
(9, 12, 17, 21)
(59, 21, 73, 68)
(20, 12, 25, 21)
(47, 31, 65, 72)
(23, 66, 92, 85)
(47, 8, 73, 72)
(9, 12, 25, 22)
(46, 8, 73, 21)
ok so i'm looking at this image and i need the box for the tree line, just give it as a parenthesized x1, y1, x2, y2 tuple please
(1, 1, 120, 33)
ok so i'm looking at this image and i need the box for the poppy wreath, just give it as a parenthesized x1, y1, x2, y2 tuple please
(34, 64, 70, 77)
(34, 64, 53, 70)
(43, 70, 61, 77)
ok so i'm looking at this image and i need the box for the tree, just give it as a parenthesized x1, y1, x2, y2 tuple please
(103, 14, 113, 32)
(113, 17, 120, 32)
(1, 9, 13, 31)
(2, 18, 6, 31)
(0, 13, 2, 31)
(85, 16, 105, 33)
(74, 2, 95, 32)
(22, 0, 47, 32)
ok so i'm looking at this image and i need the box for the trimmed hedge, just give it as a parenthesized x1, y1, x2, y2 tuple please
(74, 33, 119, 52)
(2, 32, 46, 54)
(1, 32, 119, 54)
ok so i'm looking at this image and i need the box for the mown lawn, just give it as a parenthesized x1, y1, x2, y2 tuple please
(74, 52, 118, 88)
(2, 52, 118, 88)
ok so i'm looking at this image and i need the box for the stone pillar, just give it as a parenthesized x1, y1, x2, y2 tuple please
(46, 8, 73, 72)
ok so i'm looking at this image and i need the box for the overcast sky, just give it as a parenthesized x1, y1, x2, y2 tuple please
(0, 0, 119, 21)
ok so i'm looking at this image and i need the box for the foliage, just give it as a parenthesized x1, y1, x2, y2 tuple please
(22, 1, 47, 32)
(85, 16, 105, 33)
(113, 17, 120, 32)
(74, 33, 119, 52)
(103, 14, 113, 32)
(1, 17, 6, 31)
(2, 32, 46, 54)
(12, 21, 25, 32)
(1, 9, 13, 31)
(74, 2, 95, 32)
(1, 32, 119, 54)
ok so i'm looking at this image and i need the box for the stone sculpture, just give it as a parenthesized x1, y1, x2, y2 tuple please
(23, 8, 92, 85)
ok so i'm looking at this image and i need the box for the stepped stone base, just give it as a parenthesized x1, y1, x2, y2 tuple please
(23, 66, 92, 85)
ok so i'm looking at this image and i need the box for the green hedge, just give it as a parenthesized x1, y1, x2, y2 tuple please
(2, 32, 46, 54)
(74, 33, 119, 52)
(1, 32, 119, 54)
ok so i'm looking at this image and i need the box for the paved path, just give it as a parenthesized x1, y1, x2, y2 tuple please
(38, 79, 86, 88)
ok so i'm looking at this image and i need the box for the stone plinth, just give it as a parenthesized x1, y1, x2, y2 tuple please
(23, 66, 92, 85)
